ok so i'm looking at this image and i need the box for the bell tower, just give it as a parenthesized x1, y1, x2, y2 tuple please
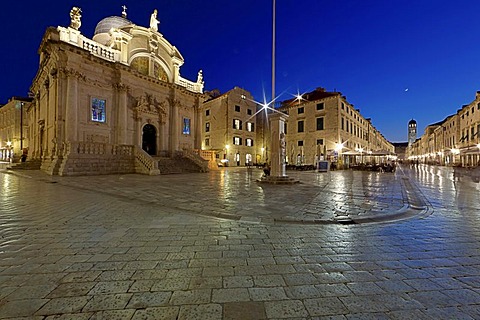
(408, 119, 417, 146)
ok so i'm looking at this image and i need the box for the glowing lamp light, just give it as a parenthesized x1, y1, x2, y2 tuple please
(451, 148, 460, 155)
(261, 147, 265, 152)
(477, 144, 480, 150)
(225, 144, 230, 150)
(335, 143, 344, 152)
(6, 141, 12, 147)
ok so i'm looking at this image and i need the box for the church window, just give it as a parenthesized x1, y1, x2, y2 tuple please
(91, 98, 106, 123)
(206, 109, 210, 116)
(316, 103, 324, 110)
(235, 105, 241, 112)
(183, 118, 191, 135)
(246, 122, 254, 132)
(246, 138, 253, 147)
(298, 107, 304, 114)
(247, 109, 252, 115)
(205, 122, 210, 132)
(205, 138, 210, 146)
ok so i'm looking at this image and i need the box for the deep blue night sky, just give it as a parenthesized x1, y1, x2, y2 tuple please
(1, 0, 480, 142)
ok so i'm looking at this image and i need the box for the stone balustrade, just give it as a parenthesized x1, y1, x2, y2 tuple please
(181, 148, 209, 172)
(134, 146, 160, 175)
(175, 77, 203, 94)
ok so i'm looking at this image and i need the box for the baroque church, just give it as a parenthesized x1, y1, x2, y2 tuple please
(26, 6, 210, 175)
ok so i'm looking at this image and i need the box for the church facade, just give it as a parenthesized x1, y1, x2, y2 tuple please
(26, 7, 208, 175)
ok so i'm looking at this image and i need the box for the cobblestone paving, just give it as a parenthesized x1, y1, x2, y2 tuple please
(4, 167, 417, 224)
(0, 165, 479, 319)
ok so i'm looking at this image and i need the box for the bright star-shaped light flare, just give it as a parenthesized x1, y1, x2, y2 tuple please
(243, 90, 286, 124)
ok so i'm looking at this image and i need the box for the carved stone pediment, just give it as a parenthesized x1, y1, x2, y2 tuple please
(134, 93, 167, 123)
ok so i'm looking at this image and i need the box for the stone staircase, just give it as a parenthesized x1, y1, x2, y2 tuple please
(6, 159, 42, 171)
(155, 156, 205, 175)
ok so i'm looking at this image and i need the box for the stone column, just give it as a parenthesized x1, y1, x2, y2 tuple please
(136, 117, 142, 146)
(159, 122, 167, 155)
(269, 112, 288, 177)
(258, 112, 298, 184)
(65, 72, 78, 142)
(33, 100, 39, 158)
(169, 97, 179, 155)
(43, 79, 50, 157)
(115, 83, 128, 145)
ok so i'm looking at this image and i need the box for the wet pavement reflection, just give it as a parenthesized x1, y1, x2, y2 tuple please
(0, 166, 480, 319)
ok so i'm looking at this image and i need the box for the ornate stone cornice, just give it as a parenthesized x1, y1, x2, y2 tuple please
(59, 67, 86, 81)
(113, 82, 129, 92)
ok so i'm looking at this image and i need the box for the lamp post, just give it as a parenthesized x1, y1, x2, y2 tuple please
(272, 0, 276, 103)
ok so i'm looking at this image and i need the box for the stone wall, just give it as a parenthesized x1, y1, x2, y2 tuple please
(57, 142, 135, 176)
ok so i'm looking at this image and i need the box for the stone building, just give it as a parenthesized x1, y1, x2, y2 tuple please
(278, 87, 394, 168)
(0, 97, 32, 162)
(23, 7, 210, 175)
(201, 87, 265, 166)
(407, 91, 480, 167)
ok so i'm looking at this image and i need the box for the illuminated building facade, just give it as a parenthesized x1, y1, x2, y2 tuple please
(22, 7, 210, 175)
(0, 97, 32, 162)
(407, 91, 480, 166)
(201, 87, 265, 166)
(278, 87, 394, 167)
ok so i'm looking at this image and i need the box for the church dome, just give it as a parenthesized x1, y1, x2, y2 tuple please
(408, 119, 417, 125)
(94, 16, 132, 35)
(93, 16, 132, 45)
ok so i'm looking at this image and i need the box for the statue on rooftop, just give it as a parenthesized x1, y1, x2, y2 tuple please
(197, 70, 204, 84)
(69, 7, 82, 30)
(150, 9, 160, 32)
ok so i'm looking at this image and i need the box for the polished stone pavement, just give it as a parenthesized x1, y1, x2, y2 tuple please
(0, 164, 479, 319)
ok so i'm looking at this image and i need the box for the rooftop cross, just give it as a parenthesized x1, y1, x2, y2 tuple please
(121, 5, 127, 18)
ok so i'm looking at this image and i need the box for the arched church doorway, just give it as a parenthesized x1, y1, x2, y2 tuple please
(142, 124, 157, 155)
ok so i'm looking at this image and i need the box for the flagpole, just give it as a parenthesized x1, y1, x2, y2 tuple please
(272, 0, 276, 104)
